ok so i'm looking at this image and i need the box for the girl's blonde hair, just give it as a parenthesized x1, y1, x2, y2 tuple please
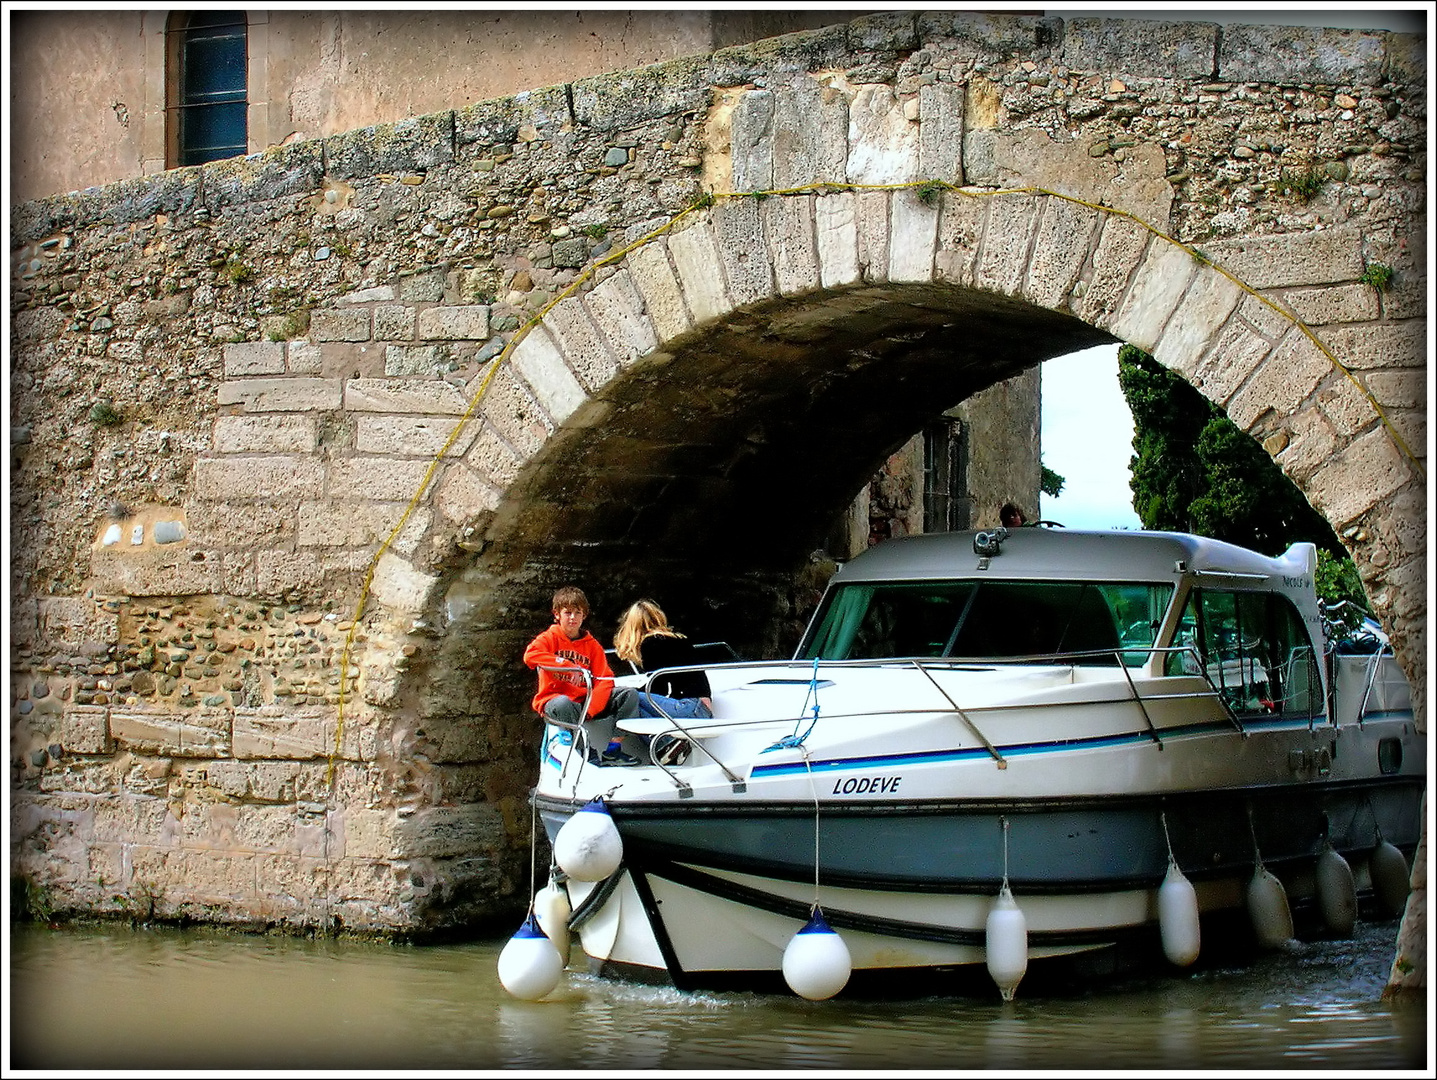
(614, 598, 683, 662)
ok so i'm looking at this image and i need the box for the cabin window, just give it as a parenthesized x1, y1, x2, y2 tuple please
(799, 580, 1172, 666)
(1164, 587, 1320, 718)
(167, 12, 249, 168)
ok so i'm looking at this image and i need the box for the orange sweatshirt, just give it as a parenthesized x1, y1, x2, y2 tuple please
(522, 625, 616, 717)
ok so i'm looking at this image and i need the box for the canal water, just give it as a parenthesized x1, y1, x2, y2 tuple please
(7, 916, 1427, 1073)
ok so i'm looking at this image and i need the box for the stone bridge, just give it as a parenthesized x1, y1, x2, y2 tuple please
(8, 12, 1426, 988)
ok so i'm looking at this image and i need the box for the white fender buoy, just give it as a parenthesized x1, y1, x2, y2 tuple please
(552, 797, 623, 882)
(497, 912, 564, 1001)
(533, 880, 572, 968)
(1315, 846, 1357, 937)
(1246, 864, 1294, 949)
(782, 907, 852, 1001)
(985, 883, 1028, 1001)
(1158, 860, 1201, 967)
(1370, 840, 1411, 918)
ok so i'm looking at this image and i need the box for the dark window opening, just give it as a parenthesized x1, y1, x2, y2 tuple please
(168, 12, 248, 167)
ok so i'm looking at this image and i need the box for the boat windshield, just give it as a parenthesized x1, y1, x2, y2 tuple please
(799, 580, 1174, 667)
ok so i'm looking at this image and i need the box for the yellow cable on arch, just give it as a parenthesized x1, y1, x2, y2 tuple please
(326, 178, 1422, 788)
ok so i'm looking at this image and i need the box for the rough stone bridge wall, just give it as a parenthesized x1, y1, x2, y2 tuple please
(8, 12, 1426, 980)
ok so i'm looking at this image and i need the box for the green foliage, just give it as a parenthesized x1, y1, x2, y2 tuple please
(221, 257, 255, 284)
(1117, 343, 1350, 579)
(1040, 463, 1065, 498)
(583, 223, 608, 239)
(916, 180, 947, 206)
(1360, 262, 1394, 291)
(89, 399, 122, 426)
(1279, 165, 1325, 202)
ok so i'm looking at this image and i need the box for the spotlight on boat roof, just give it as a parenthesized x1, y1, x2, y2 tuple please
(973, 527, 1009, 557)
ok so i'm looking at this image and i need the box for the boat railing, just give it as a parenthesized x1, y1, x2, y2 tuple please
(534, 663, 600, 781)
(624, 645, 1247, 783)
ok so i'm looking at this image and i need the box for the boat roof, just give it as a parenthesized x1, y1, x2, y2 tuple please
(830, 528, 1316, 587)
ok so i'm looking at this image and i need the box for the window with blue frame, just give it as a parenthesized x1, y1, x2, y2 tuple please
(168, 12, 248, 167)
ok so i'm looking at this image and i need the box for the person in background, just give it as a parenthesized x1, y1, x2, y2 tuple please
(1000, 503, 1028, 528)
(523, 585, 644, 766)
(615, 599, 714, 721)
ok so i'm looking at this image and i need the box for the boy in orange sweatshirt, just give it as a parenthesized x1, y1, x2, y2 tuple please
(523, 585, 644, 765)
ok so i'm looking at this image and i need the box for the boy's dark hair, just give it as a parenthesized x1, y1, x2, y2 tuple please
(551, 586, 589, 615)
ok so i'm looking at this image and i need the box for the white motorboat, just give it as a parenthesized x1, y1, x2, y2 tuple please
(527, 528, 1424, 999)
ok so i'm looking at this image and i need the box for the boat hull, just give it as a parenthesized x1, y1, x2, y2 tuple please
(536, 771, 1422, 988)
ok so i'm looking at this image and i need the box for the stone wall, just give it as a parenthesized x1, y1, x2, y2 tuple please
(9, 12, 1426, 971)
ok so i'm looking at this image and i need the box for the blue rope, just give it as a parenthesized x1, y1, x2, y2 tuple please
(764, 657, 822, 752)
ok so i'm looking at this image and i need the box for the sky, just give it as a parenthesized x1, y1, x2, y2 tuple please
(1039, 345, 1143, 530)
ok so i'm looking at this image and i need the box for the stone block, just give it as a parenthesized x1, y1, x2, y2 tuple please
(90, 794, 169, 844)
(417, 305, 490, 341)
(853, 189, 890, 283)
(343, 378, 471, 414)
(325, 111, 455, 177)
(1024, 195, 1102, 309)
(974, 192, 1038, 297)
(90, 547, 223, 597)
(1073, 216, 1148, 326)
(710, 197, 778, 307)
(184, 501, 295, 547)
(110, 709, 230, 758)
(510, 326, 588, 425)
(762, 194, 820, 295)
(847, 83, 920, 184)
(815, 190, 861, 288)
(625, 239, 691, 342)
(327, 456, 438, 500)
(216, 377, 344, 412)
(296, 499, 431, 555)
(668, 218, 733, 326)
(1154, 265, 1244, 379)
(212, 414, 318, 454)
(354, 415, 475, 458)
(1280, 284, 1380, 327)
(255, 550, 325, 595)
(223, 341, 285, 377)
(582, 269, 659, 366)
(1306, 426, 1414, 528)
(1063, 18, 1218, 78)
(1108, 239, 1197, 351)
(1226, 330, 1334, 432)
(435, 462, 502, 526)
(37, 596, 118, 649)
(1317, 320, 1426, 372)
(370, 551, 439, 616)
(310, 309, 372, 342)
(341, 807, 394, 860)
(918, 82, 965, 184)
(730, 88, 776, 192)
(933, 189, 985, 287)
(773, 76, 848, 188)
(192, 455, 325, 500)
(384, 345, 445, 376)
(286, 341, 323, 374)
(541, 297, 619, 393)
(374, 304, 417, 341)
(1218, 24, 1385, 86)
(58, 706, 111, 754)
(1205, 224, 1365, 290)
(888, 188, 940, 283)
(1190, 318, 1274, 407)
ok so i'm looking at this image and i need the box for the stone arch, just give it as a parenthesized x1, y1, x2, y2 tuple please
(364, 183, 1423, 758)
